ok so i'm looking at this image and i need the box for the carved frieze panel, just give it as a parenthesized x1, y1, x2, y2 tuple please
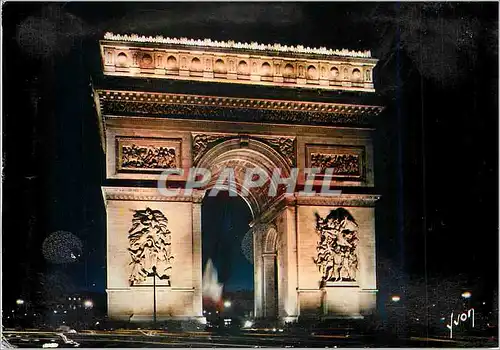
(305, 145, 365, 179)
(128, 207, 174, 286)
(116, 137, 181, 173)
(313, 208, 359, 284)
(311, 153, 360, 176)
(98, 91, 383, 127)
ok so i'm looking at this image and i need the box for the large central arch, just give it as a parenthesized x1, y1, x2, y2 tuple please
(196, 137, 291, 319)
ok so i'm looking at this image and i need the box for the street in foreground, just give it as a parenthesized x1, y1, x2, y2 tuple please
(3, 329, 498, 348)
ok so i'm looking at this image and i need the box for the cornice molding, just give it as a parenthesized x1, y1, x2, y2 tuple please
(97, 90, 384, 127)
(103, 32, 372, 58)
(102, 186, 205, 203)
(293, 193, 380, 207)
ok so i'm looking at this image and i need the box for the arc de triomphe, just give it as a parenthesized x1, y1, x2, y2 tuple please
(93, 33, 383, 323)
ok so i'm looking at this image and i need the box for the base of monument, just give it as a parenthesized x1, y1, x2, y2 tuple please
(320, 314, 364, 320)
(295, 314, 365, 323)
(129, 315, 207, 324)
(252, 317, 299, 327)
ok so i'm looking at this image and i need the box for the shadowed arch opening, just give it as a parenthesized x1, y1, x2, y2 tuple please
(197, 137, 289, 322)
(201, 191, 254, 319)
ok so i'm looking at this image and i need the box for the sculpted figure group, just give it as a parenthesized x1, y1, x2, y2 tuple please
(128, 207, 174, 285)
(314, 208, 359, 283)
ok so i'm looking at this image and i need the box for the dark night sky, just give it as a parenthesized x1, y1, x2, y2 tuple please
(2, 3, 498, 310)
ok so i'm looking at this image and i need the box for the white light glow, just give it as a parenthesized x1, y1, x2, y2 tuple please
(202, 259, 223, 305)
(461, 291, 472, 299)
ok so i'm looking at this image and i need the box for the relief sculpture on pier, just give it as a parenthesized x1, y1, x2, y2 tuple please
(128, 208, 174, 286)
(314, 208, 359, 283)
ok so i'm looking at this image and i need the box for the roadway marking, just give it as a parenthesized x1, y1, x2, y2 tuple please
(311, 334, 353, 339)
(69, 338, 187, 346)
(76, 337, 257, 347)
(409, 336, 468, 344)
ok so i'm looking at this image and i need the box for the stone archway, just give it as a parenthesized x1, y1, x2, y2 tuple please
(97, 33, 383, 324)
(195, 137, 290, 321)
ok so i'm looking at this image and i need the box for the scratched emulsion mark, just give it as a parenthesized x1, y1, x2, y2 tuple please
(368, 3, 483, 92)
(446, 308, 475, 339)
(15, 4, 86, 59)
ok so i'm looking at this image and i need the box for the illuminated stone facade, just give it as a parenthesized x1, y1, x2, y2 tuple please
(100, 32, 376, 92)
(95, 33, 383, 322)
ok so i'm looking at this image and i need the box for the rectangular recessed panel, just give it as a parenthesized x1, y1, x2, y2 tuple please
(116, 137, 182, 173)
(305, 144, 365, 180)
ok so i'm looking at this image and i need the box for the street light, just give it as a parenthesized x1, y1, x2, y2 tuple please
(16, 299, 27, 317)
(224, 300, 232, 308)
(148, 266, 158, 327)
(461, 291, 472, 299)
(391, 295, 401, 302)
(83, 300, 93, 309)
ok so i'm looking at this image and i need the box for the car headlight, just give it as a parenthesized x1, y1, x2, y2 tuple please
(42, 343, 59, 348)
